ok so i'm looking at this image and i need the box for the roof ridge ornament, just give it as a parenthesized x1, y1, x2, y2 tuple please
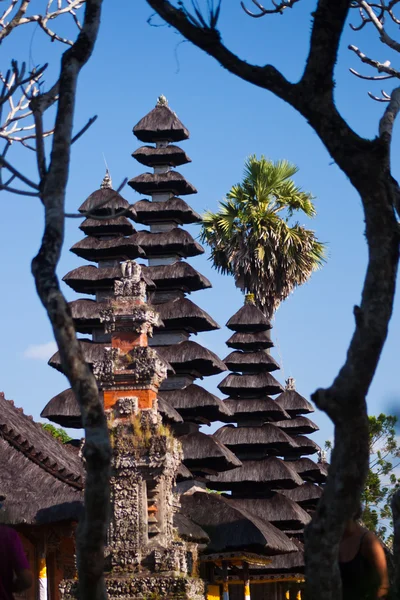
(157, 94, 168, 107)
(285, 376, 296, 390)
(100, 168, 113, 190)
(245, 293, 255, 305)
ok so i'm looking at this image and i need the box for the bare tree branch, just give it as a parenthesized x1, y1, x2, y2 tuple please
(241, 0, 300, 17)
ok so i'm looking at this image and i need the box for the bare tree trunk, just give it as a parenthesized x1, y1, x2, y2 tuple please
(30, 1, 111, 599)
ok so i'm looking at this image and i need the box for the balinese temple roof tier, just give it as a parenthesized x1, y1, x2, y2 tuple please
(63, 265, 155, 295)
(219, 397, 290, 423)
(275, 416, 319, 435)
(132, 145, 192, 167)
(226, 330, 274, 350)
(160, 385, 232, 422)
(275, 388, 315, 416)
(226, 495, 312, 531)
(68, 299, 115, 334)
(79, 215, 135, 236)
(280, 482, 323, 509)
(154, 298, 219, 333)
(218, 372, 284, 397)
(78, 179, 132, 215)
(226, 302, 272, 332)
(287, 458, 328, 484)
(180, 493, 298, 555)
(207, 457, 304, 493)
(223, 350, 280, 373)
(152, 341, 227, 377)
(287, 435, 321, 457)
(41, 388, 82, 429)
(133, 99, 190, 142)
(213, 424, 298, 458)
(130, 229, 204, 258)
(132, 197, 201, 225)
(180, 432, 242, 474)
(70, 235, 145, 262)
(173, 513, 210, 545)
(145, 262, 212, 293)
(128, 171, 197, 196)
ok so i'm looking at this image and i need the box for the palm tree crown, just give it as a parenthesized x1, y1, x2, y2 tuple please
(200, 155, 326, 317)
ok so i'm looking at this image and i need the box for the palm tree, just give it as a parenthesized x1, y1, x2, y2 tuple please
(200, 155, 326, 317)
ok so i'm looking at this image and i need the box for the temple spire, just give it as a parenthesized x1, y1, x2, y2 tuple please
(100, 168, 113, 189)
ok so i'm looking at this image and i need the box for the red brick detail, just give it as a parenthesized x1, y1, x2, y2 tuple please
(104, 389, 157, 411)
(111, 332, 148, 353)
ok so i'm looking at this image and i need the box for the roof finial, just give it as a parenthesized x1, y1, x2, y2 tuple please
(157, 94, 168, 107)
(245, 293, 255, 305)
(101, 168, 113, 189)
(318, 449, 327, 464)
(285, 376, 296, 391)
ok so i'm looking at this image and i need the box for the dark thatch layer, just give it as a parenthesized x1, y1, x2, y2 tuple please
(131, 197, 201, 225)
(68, 299, 105, 333)
(176, 463, 193, 482)
(128, 171, 197, 196)
(275, 390, 314, 416)
(226, 494, 311, 530)
(226, 331, 273, 350)
(79, 215, 135, 236)
(0, 394, 83, 524)
(154, 297, 219, 333)
(180, 492, 298, 555)
(41, 388, 82, 429)
(251, 548, 304, 575)
(226, 304, 272, 332)
(145, 262, 211, 292)
(70, 235, 145, 262)
(280, 483, 323, 508)
(49, 340, 107, 373)
(218, 373, 284, 397)
(78, 187, 131, 215)
(287, 458, 328, 484)
(154, 341, 227, 377)
(133, 145, 191, 167)
(157, 397, 183, 424)
(133, 104, 190, 143)
(63, 265, 155, 294)
(159, 384, 232, 421)
(223, 350, 280, 373)
(213, 424, 297, 457)
(207, 457, 304, 491)
(173, 512, 210, 544)
(219, 397, 290, 423)
(130, 229, 204, 258)
(275, 416, 319, 435)
(289, 435, 321, 457)
(180, 432, 242, 473)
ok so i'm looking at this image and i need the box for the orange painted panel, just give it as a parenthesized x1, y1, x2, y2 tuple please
(104, 389, 156, 411)
(112, 332, 147, 352)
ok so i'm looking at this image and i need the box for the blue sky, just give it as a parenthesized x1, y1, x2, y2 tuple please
(1, 1, 400, 446)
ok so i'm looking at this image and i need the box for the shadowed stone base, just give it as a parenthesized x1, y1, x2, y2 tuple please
(60, 575, 206, 599)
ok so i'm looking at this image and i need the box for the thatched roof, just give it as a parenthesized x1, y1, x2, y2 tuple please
(41, 388, 82, 429)
(70, 235, 145, 262)
(223, 350, 280, 373)
(288, 458, 328, 484)
(159, 384, 232, 421)
(226, 304, 272, 332)
(133, 103, 190, 143)
(68, 299, 105, 333)
(226, 331, 273, 350)
(213, 424, 297, 457)
(218, 373, 284, 397)
(145, 261, 211, 292)
(49, 340, 107, 372)
(207, 457, 304, 492)
(0, 393, 83, 524)
(78, 187, 131, 215)
(130, 229, 204, 258)
(128, 171, 197, 196)
(176, 463, 193, 482)
(157, 397, 183, 424)
(173, 512, 210, 544)
(180, 492, 298, 555)
(226, 494, 311, 530)
(131, 197, 201, 225)
(133, 145, 191, 167)
(289, 435, 321, 457)
(251, 546, 304, 574)
(79, 215, 135, 236)
(154, 297, 219, 333)
(220, 397, 290, 423)
(180, 432, 242, 473)
(275, 417, 319, 435)
(280, 482, 323, 508)
(154, 341, 227, 376)
(275, 390, 314, 416)
(63, 265, 155, 294)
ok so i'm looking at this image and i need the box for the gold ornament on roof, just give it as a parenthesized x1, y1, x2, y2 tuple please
(157, 95, 168, 106)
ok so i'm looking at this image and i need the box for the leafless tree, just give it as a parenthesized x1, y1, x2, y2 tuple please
(145, 1, 400, 598)
(0, 2, 111, 599)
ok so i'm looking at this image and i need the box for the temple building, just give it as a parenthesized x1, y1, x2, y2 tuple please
(0, 98, 326, 600)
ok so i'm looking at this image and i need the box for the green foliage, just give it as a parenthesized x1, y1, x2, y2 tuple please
(200, 155, 326, 316)
(42, 423, 72, 444)
(326, 413, 400, 543)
